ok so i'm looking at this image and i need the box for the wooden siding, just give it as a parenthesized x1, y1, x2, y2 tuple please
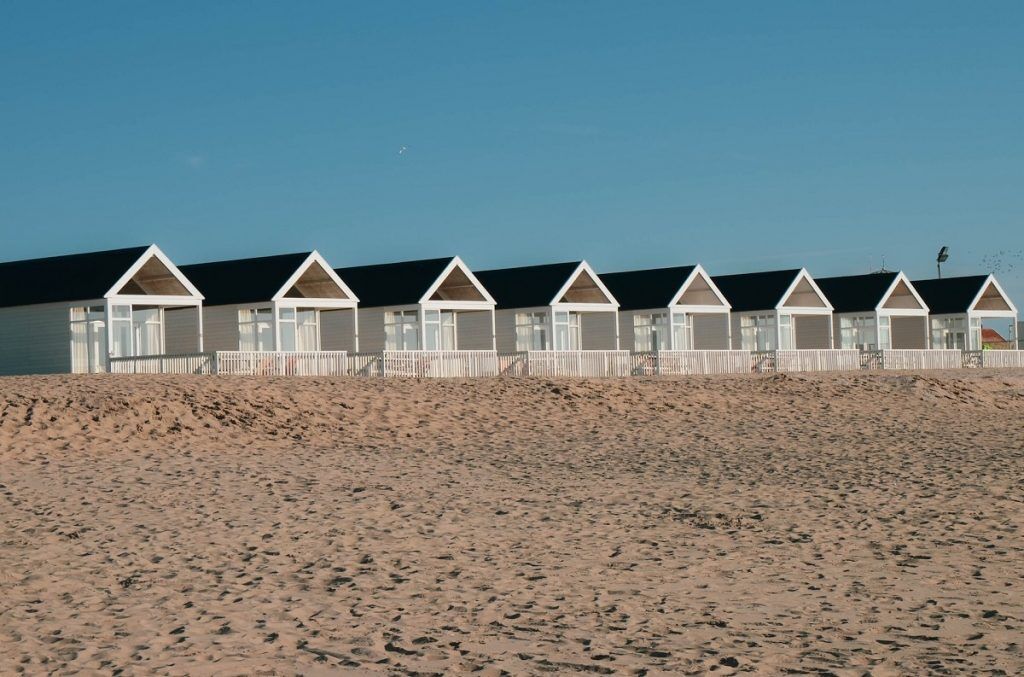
(581, 312, 618, 350)
(794, 314, 831, 349)
(692, 313, 730, 349)
(617, 310, 640, 352)
(356, 307, 389, 352)
(199, 305, 241, 352)
(164, 306, 201, 353)
(456, 310, 494, 350)
(891, 315, 927, 349)
(730, 313, 744, 350)
(320, 308, 357, 352)
(0, 302, 73, 375)
(493, 308, 521, 353)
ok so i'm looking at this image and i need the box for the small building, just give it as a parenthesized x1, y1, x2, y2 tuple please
(599, 264, 732, 351)
(475, 261, 620, 352)
(712, 268, 834, 351)
(816, 272, 930, 350)
(0, 245, 203, 374)
(912, 275, 1019, 351)
(335, 256, 496, 351)
(175, 251, 358, 353)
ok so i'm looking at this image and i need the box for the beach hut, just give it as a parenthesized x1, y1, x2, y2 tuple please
(712, 268, 834, 351)
(0, 245, 203, 375)
(599, 264, 731, 351)
(816, 272, 930, 350)
(335, 256, 496, 352)
(175, 251, 359, 354)
(476, 261, 620, 352)
(912, 275, 1019, 351)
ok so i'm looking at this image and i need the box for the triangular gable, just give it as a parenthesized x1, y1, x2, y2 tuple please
(274, 252, 359, 302)
(671, 265, 730, 308)
(108, 245, 203, 299)
(554, 262, 618, 305)
(881, 274, 927, 311)
(422, 256, 495, 304)
(780, 270, 831, 310)
(971, 276, 1016, 313)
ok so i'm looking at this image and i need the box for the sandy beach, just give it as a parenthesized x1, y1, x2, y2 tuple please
(1, 371, 1022, 675)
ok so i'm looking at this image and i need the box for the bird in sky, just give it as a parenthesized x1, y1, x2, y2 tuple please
(398, 145, 408, 155)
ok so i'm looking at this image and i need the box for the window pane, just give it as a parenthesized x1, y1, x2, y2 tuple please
(279, 322, 296, 352)
(279, 308, 295, 321)
(111, 305, 131, 319)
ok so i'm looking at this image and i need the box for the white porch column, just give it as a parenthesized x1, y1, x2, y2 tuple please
(828, 312, 835, 349)
(775, 310, 782, 351)
(418, 305, 426, 351)
(197, 304, 205, 352)
(272, 301, 280, 351)
(547, 307, 555, 350)
(490, 309, 497, 351)
(352, 307, 360, 353)
(104, 298, 114, 371)
(613, 310, 620, 350)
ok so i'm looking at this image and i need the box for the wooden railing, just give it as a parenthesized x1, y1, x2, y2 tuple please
(109, 351, 348, 376)
(861, 349, 964, 371)
(348, 351, 499, 378)
(963, 350, 1024, 368)
(751, 349, 861, 373)
(498, 350, 632, 377)
(631, 350, 752, 376)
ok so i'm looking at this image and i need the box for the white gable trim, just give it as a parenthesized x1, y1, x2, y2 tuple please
(104, 244, 204, 300)
(550, 261, 619, 307)
(418, 256, 496, 305)
(777, 268, 833, 311)
(968, 274, 1018, 315)
(667, 264, 732, 310)
(877, 271, 929, 313)
(271, 250, 360, 304)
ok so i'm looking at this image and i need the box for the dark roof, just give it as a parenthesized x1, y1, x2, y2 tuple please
(711, 269, 803, 311)
(178, 252, 312, 306)
(334, 257, 455, 307)
(815, 272, 898, 313)
(0, 245, 151, 308)
(599, 266, 697, 311)
(911, 275, 989, 314)
(475, 262, 582, 309)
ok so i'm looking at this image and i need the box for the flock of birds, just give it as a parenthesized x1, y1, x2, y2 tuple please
(979, 248, 1023, 275)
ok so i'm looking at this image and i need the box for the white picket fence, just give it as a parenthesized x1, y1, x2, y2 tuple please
(861, 349, 964, 371)
(498, 350, 632, 377)
(347, 350, 499, 378)
(109, 351, 348, 376)
(751, 349, 862, 373)
(631, 350, 752, 376)
(963, 350, 1024, 369)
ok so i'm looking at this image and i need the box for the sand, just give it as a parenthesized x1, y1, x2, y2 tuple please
(1, 370, 1022, 675)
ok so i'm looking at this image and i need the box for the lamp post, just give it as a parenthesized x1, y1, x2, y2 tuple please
(936, 246, 949, 278)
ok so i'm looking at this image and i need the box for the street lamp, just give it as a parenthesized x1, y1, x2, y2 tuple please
(936, 246, 950, 278)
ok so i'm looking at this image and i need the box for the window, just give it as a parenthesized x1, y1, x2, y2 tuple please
(778, 313, 794, 350)
(515, 312, 549, 351)
(70, 306, 107, 373)
(424, 310, 457, 351)
(273, 308, 320, 352)
(132, 307, 163, 356)
(239, 308, 275, 351)
(672, 313, 691, 350)
(110, 305, 133, 358)
(739, 314, 777, 351)
(931, 317, 966, 350)
(970, 317, 982, 351)
(634, 313, 671, 351)
(839, 315, 878, 350)
(877, 315, 891, 350)
(385, 310, 420, 350)
(554, 311, 582, 350)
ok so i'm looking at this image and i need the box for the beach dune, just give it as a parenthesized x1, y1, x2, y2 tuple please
(1, 371, 1022, 674)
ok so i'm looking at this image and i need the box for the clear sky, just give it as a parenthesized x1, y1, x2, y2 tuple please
(2, 2, 1022, 305)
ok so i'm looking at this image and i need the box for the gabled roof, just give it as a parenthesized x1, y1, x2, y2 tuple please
(816, 272, 900, 313)
(600, 266, 697, 310)
(476, 261, 617, 309)
(911, 275, 1017, 315)
(711, 269, 804, 311)
(0, 245, 200, 309)
(335, 256, 493, 307)
(179, 251, 356, 306)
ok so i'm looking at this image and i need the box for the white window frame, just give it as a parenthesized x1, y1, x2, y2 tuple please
(385, 310, 420, 351)
(515, 312, 549, 351)
(740, 314, 777, 351)
(554, 310, 582, 351)
(239, 307, 276, 351)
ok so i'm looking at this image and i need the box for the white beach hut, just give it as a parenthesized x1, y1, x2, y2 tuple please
(475, 261, 629, 376)
(0, 245, 203, 375)
(336, 256, 499, 376)
(816, 272, 931, 350)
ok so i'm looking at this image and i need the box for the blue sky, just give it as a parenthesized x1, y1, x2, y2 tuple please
(2, 2, 1022, 304)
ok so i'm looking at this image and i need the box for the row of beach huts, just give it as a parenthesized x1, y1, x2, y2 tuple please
(0, 244, 1019, 378)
